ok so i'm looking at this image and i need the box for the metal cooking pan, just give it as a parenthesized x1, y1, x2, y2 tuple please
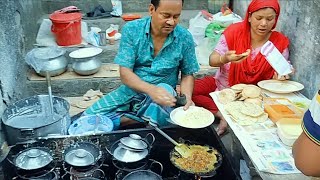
(169, 140, 223, 178)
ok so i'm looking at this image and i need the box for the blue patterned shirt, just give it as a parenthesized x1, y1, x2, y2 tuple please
(86, 16, 199, 115)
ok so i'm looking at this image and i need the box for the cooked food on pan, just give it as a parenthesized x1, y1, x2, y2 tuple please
(171, 144, 217, 173)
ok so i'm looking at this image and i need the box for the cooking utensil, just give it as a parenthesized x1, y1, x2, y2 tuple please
(169, 140, 223, 178)
(63, 142, 102, 168)
(14, 147, 53, 170)
(122, 170, 162, 180)
(72, 57, 102, 75)
(120, 133, 154, 150)
(2, 95, 71, 145)
(45, 71, 54, 116)
(110, 142, 149, 163)
(147, 121, 190, 158)
(26, 47, 68, 77)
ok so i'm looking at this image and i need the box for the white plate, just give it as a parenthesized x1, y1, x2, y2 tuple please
(257, 80, 304, 94)
(170, 106, 214, 129)
(69, 47, 103, 59)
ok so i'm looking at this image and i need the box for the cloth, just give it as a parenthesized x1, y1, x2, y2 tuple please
(224, 0, 289, 86)
(85, 16, 199, 127)
(193, 76, 219, 113)
(302, 90, 320, 146)
(214, 34, 289, 91)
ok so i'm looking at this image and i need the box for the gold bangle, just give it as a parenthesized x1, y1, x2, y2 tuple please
(219, 55, 224, 64)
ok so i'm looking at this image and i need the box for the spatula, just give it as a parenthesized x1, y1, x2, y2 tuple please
(148, 121, 191, 158)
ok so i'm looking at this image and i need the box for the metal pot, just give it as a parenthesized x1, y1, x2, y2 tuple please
(114, 159, 163, 180)
(2, 95, 71, 145)
(106, 133, 155, 163)
(122, 170, 162, 180)
(120, 134, 151, 150)
(14, 147, 53, 170)
(72, 57, 102, 75)
(63, 142, 102, 168)
(30, 47, 68, 77)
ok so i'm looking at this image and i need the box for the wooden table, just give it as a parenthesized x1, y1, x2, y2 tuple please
(211, 90, 312, 180)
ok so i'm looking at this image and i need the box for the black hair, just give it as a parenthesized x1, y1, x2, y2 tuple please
(151, 0, 184, 10)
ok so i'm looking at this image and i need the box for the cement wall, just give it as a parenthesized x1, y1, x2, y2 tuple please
(0, 0, 44, 119)
(232, 0, 320, 99)
(42, 0, 208, 14)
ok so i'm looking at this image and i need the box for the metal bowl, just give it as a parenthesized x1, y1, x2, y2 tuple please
(38, 55, 68, 77)
(108, 141, 149, 163)
(72, 57, 102, 75)
(63, 142, 102, 167)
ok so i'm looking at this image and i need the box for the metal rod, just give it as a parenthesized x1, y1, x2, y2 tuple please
(45, 71, 54, 116)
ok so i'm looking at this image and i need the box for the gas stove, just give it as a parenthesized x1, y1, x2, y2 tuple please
(2, 125, 240, 180)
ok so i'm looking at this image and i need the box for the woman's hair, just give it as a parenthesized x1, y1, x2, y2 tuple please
(151, 0, 184, 10)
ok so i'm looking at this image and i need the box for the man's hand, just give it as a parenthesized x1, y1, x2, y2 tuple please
(148, 86, 176, 107)
(183, 97, 195, 110)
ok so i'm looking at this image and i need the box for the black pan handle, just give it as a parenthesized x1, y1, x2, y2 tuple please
(19, 128, 35, 140)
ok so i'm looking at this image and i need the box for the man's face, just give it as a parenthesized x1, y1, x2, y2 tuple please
(249, 8, 277, 36)
(149, 0, 183, 35)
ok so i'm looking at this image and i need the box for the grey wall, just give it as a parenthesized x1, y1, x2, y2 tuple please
(42, 0, 208, 14)
(232, 0, 320, 99)
(0, 0, 45, 119)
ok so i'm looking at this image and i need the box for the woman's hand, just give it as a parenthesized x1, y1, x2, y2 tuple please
(149, 86, 176, 107)
(272, 67, 295, 81)
(225, 49, 251, 63)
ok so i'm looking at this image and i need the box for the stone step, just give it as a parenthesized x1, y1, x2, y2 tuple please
(42, 0, 208, 14)
(25, 65, 217, 97)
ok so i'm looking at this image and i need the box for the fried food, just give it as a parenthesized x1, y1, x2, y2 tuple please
(171, 145, 217, 173)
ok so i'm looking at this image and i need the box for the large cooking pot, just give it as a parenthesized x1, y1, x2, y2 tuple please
(2, 95, 70, 145)
(169, 140, 223, 179)
(26, 47, 68, 77)
(69, 47, 103, 76)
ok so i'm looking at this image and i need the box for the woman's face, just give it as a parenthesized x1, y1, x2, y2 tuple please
(249, 8, 277, 36)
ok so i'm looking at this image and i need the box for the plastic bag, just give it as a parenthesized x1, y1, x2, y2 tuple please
(111, 0, 122, 17)
(25, 47, 66, 73)
(188, 11, 213, 45)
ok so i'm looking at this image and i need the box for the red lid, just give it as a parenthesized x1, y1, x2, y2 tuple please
(49, 12, 82, 23)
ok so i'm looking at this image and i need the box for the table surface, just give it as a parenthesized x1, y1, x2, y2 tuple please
(211, 90, 311, 180)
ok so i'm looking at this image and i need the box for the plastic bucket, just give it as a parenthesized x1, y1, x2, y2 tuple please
(50, 12, 82, 46)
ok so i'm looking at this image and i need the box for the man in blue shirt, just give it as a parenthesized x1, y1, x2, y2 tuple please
(84, 0, 199, 129)
(293, 89, 320, 177)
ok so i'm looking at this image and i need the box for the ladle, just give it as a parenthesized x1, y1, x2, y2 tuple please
(147, 120, 190, 158)
(45, 71, 54, 116)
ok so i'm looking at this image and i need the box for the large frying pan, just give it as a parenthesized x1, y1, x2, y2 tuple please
(169, 140, 223, 179)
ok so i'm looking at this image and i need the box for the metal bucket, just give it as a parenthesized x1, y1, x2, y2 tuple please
(1, 95, 71, 145)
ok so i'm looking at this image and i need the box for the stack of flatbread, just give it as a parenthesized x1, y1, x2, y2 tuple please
(231, 84, 263, 106)
(224, 101, 268, 126)
(71, 89, 104, 109)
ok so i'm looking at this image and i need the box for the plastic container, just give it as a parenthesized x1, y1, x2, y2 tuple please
(276, 118, 302, 146)
(264, 98, 304, 123)
(50, 12, 82, 46)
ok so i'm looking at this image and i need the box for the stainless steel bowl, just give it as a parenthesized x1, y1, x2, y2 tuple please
(72, 57, 102, 75)
(38, 55, 68, 77)
(120, 134, 148, 150)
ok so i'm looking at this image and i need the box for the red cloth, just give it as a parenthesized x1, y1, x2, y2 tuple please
(192, 76, 219, 113)
(224, 0, 289, 86)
